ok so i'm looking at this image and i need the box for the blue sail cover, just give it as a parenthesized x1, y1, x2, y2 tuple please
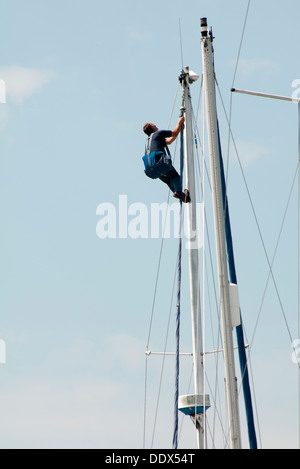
(217, 122, 257, 449)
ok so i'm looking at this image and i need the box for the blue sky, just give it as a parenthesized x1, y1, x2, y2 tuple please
(0, 0, 299, 449)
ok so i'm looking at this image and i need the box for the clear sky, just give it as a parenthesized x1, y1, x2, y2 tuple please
(0, 0, 299, 449)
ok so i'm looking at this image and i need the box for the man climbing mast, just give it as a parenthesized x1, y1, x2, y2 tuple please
(142, 116, 191, 203)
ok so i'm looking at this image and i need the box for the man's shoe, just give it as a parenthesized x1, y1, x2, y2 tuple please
(173, 190, 191, 203)
(184, 189, 191, 203)
(173, 191, 186, 202)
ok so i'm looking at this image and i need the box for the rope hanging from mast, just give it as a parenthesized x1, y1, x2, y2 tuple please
(172, 111, 185, 449)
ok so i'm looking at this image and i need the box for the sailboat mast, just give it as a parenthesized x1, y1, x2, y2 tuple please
(200, 18, 241, 449)
(180, 67, 205, 449)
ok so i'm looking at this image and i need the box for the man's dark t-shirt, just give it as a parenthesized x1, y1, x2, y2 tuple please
(150, 130, 172, 153)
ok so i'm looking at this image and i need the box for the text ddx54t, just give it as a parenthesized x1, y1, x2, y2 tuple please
(104, 453, 195, 466)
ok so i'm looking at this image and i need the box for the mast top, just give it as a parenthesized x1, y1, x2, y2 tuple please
(201, 18, 208, 37)
(201, 17, 214, 42)
(179, 67, 199, 85)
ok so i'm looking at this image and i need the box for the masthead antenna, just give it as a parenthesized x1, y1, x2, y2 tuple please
(179, 18, 184, 69)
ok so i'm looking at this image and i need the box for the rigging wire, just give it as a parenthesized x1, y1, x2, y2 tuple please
(231, 0, 252, 89)
(219, 80, 298, 349)
(168, 82, 181, 130)
(150, 258, 179, 449)
(226, 0, 252, 194)
(179, 18, 184, 71)
(249, 163, 300, 350)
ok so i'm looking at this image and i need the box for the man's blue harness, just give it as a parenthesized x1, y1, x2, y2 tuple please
(142, 134, 173, 179)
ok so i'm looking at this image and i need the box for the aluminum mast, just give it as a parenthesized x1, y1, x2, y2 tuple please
(200, 18, 241, 449)
(178, 67, 210, 449)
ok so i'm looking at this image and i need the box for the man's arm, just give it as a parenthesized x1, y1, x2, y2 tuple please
(165, 116, 185, 145)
